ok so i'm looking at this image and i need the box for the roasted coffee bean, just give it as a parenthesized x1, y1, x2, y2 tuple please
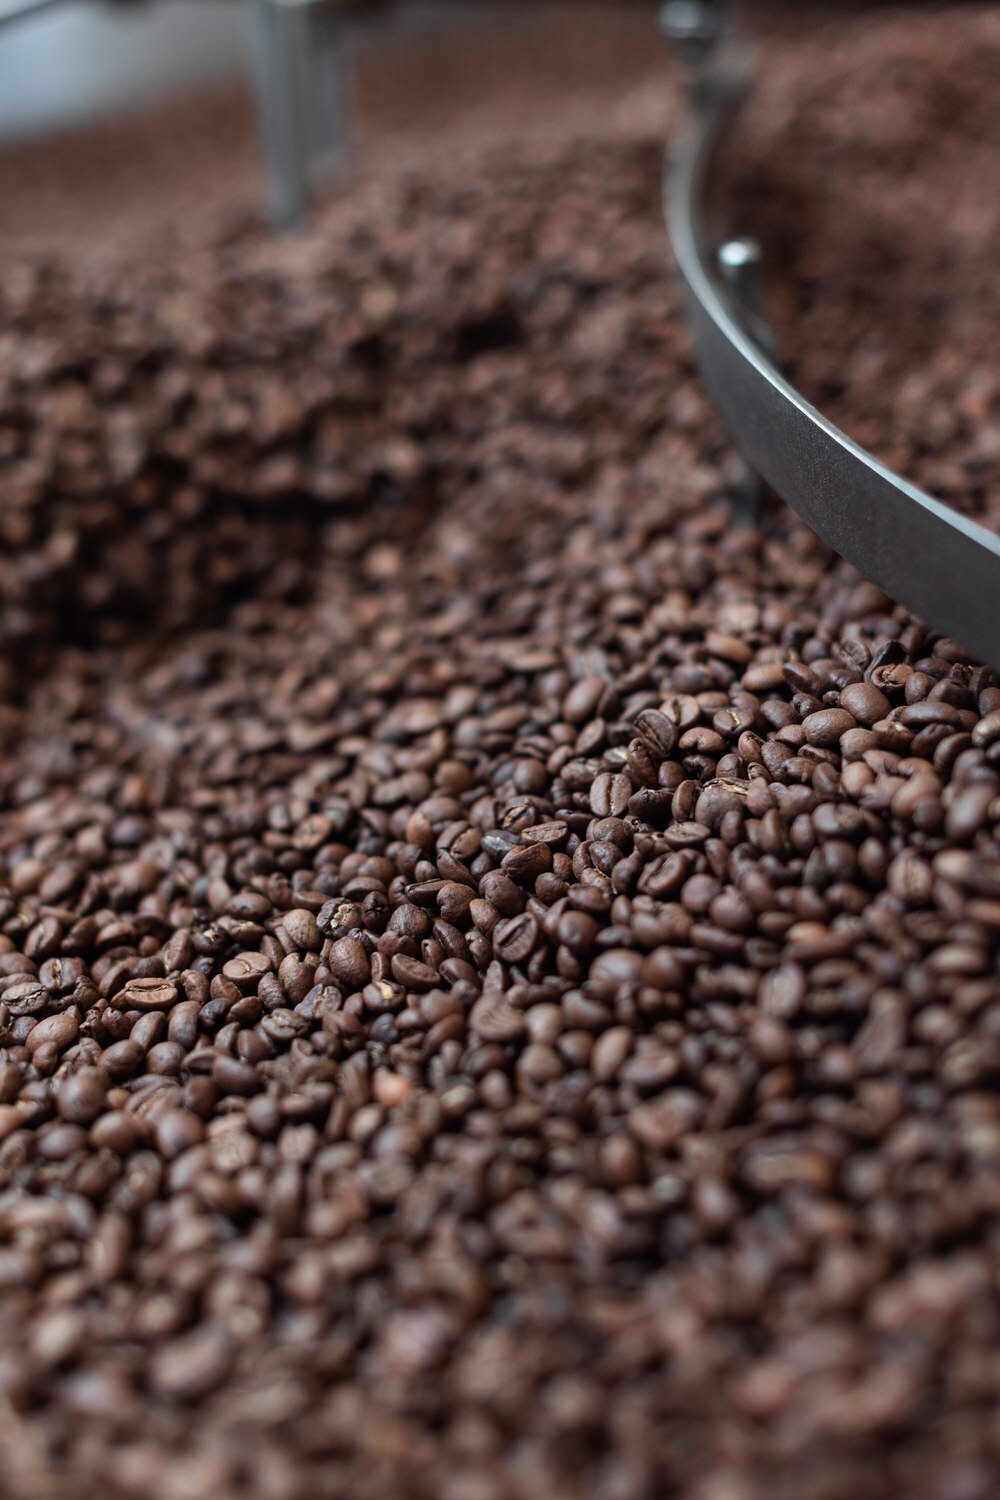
(2, 979, 49, 1017)
(633, 708, 678, 759)
(55, 1069, 107, 1126)
(119, 977, 178, 1012)
(492, 914, 539, 964)
(589, 772, 632, 818)
(563, 678, 607, 726)
(971, 710, 1000, 747)
(327, 938, 371, 992)
(501, 841, 552, 887)
(220, 953, 272, 991)
(802, 708, 856, 747)
(839, 681, 891, 726)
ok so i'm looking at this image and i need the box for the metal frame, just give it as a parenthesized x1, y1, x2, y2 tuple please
(246, 0, 354, 228)
(0, 0, 355, 228)
(662, 0, 1000, 670)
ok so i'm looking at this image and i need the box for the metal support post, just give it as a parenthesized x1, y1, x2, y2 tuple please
(245, 0, 354, 230)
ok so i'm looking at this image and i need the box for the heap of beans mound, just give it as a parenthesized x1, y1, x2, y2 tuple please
(3, 11, 1000, 1500)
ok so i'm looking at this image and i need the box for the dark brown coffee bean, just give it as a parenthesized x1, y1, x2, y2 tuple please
(839, 681, 891, 726)
(971, 710, 1000, 747)
(280, 908, 322, 951)
(436, 881, 474, 921)
(479, 870, 523, 917)
(154, 1109, 205, 1160)
(149, 1326, 234, 1401)
(221, 953, 272, 991)
(633, 709, 679, 759)
(470, 995, 525, 1043)
(55, 1069, 107, 1126)
(90, 1111, 141, 1155)
(146, 1041, 186, 1076)
(493, 913, 539, 964)
(390, 955, 440, 991)
(501, 841, 552, 886)
(2, 979, 49, 1017)
(802, 708, 856, 747)
(119, 977, 179, 1012)
(26, 1012, 79, 1057)
(899, 700, 970, 729)
(562, 678, 606, 725)
(591, 1025, 632, 1082)
(327, 938, 371, 992)
(211, 1055, 261, 1097)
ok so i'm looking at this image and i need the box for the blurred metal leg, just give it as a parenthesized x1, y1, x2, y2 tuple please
(308, 9, 354, 184)
(716, 239, 779, 528)
(246, 0, 353, 230)
(0, 0, 65, 28)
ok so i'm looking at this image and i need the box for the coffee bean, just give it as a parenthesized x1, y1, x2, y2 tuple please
(211, 1055, 261, 1097)
(946, 783, 995, 842)
(101, 1040, 145, 1081)
(971, 710, 1000, 747)
(154, 1109, 205, 1160)
(436, 881, 474, 921)
(556, 910, 598, 953)
(25, 1012, 79, 1056)
(90, 1111, 141, 1155)
(55, 1069, 107, 1126)
(501, 842, 552, 886)
(2, 979, 49, 1017)
(221, 954, 272, 991)
(899, 700, 971, 729)
(591, 1026, 632, 1082)
(493, 913, 539, 964)
(589, 772, 632, 818)
(470, 995, 525, 1043)
(327, 938, 371, 992)
(633, 709, 678, 760)
(390, 954, 439, 991)
(839, 681, 890, 726)
(120, 977, 179, 1012)
(149, 1326, 234, 1401)
(802, 708, 856, 747)
(279, 908, 322, 952)
(479, 871, 523, 917)
(563, 678, 607, 726)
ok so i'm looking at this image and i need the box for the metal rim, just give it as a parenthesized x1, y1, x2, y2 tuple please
(666, 54, 1000, 669)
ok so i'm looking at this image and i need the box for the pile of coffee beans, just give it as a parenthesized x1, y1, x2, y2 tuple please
(2, 8, 1000, 1499)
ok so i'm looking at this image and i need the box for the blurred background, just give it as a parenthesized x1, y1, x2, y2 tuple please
(2, 0, 992, 530)
(0, 0, 936, 255)
(0, 0, 660, 252)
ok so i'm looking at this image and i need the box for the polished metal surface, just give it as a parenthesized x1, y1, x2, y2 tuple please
(0, 0, 63, 27)
(665, 7, 1000, 669)
(246, 0, 353, 229)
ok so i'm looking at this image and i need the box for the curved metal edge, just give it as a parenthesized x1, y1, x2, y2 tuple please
(0, 0, 64, 28)
(666, 59, 1000, 671)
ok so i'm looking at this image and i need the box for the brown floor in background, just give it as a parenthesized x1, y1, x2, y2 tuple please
(0, 2, 666, 259)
